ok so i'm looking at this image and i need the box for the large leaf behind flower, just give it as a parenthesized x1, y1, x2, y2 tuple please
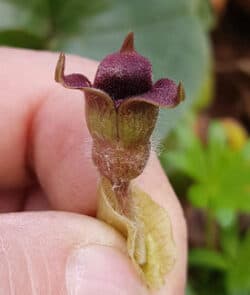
(0, 0, 212, 139)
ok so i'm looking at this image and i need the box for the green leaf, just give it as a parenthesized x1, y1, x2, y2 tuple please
(0, 1, 49, 37)
(242, 139, 250, 162)
(0, 0, 211, 139)
(186, 284, 198, 295)
(226, 233, 250, 295)
(0, 29, 45, 48)
(192, 63, 214, 111)
(165, 121, 208, 182)
(189, 248, 228, 271)
(190, 0, 215, 31)
(215, 208, 236, 229)
(164, 119, 250, 212)
(188, 184, 209, 208)
(220, 224, 239, 259)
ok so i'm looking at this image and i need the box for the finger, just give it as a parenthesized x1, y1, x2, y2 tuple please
(24, 188, 50, 211)
(0, 48, 98, 213)
(0, 211, 147, 295)
(0, 190, 23, 213)
(136, 154, 187, 294)
(0, 48, 97, 189)
(30, 85, 99, 214)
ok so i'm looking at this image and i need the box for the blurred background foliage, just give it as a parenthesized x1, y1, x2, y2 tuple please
(0, 0, 249, 294)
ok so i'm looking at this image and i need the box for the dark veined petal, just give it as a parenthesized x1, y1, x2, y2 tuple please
(55, 52, 91, 89)
(121, 79, 185, 108)
(84, 88, 118, 142)
(118, 99, 159, 146)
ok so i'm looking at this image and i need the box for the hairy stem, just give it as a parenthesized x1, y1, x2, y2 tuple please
(112, 181, 131, 216)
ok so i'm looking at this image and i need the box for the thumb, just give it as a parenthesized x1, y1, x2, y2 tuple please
(0, 211, 147, 295)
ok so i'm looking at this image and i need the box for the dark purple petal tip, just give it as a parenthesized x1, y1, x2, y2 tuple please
(119, 32, 135, 53)
(93, 33, 153, 101)
(125, 78, 185, 108)
(55, 53, 91, 89)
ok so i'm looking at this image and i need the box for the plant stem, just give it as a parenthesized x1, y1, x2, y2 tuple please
(113, 181, 130, 216)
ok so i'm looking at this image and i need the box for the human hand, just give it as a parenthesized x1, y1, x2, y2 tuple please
(0, 48, 187, 294)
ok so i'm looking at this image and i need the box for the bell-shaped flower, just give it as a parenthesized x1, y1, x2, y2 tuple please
(55, 32, 184, 148)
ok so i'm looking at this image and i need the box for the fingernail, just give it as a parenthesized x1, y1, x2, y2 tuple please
(66, 245, 147, 295)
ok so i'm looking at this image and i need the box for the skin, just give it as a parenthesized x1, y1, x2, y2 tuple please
(0, 47, 187, 295)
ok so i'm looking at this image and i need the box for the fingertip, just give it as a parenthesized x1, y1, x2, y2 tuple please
(0, 211, 134, 295)
(66, 245, 147, 295)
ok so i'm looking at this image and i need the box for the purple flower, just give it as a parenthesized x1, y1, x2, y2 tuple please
(56, 32, 184, 107)
(55, 32, 185, 182)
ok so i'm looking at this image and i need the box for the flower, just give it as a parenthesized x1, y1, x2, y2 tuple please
(55, 33, 180, 287)
(55, 32, 185, 183)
